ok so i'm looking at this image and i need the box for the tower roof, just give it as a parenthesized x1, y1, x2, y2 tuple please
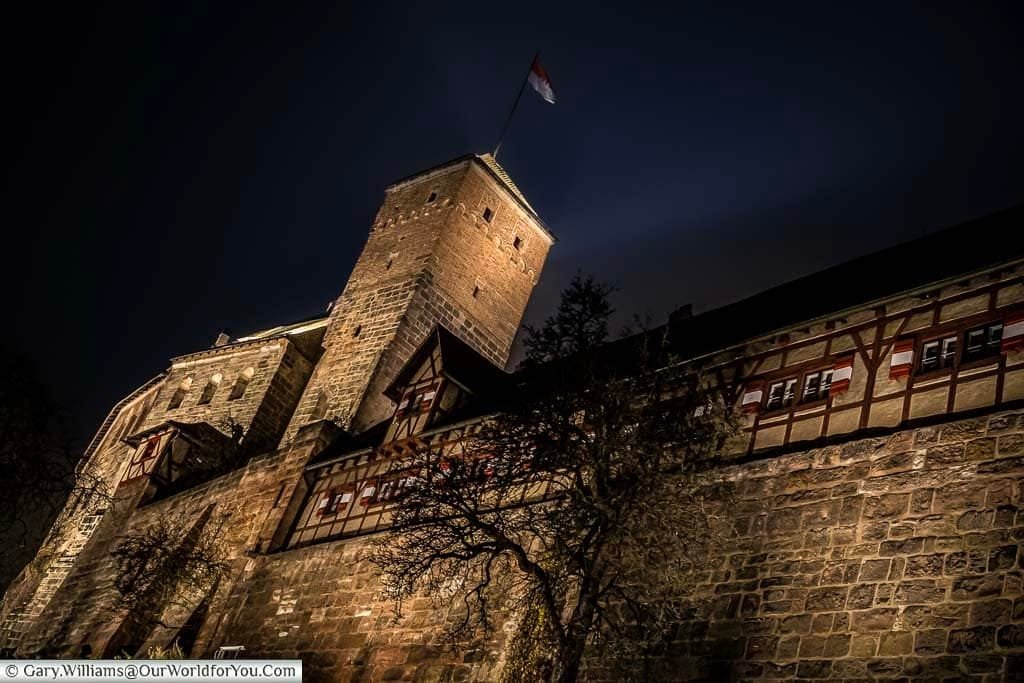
(386, 153, 556, 242)
(474, 153, 534, 213)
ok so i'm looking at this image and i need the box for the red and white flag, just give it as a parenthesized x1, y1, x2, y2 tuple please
(528, 58, 556, 104)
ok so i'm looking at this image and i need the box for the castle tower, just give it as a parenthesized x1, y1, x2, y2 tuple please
(284, 154, 554, 438)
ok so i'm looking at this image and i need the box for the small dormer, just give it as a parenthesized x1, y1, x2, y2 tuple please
(382, 326, 508, 442)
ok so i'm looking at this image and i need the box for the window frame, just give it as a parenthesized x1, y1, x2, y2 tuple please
(913, 315, 1008, 379)
(801, 368, 834, 404)
(917, 333, 958, 376)
(760, 364, 837, 415)
(764, 377, 797, 412)
(962, 321, 1003, 365)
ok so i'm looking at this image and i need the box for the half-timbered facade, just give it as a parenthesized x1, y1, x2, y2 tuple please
(716, 262, 1024, 455)
(285, 328, 506, 548)
(272, 209, 1024, 561)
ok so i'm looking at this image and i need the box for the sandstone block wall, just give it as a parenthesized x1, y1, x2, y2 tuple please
(10, 422, 338, 657)
(286, 157, 551, 437)
(10, 405, 1024, 681)
(189, 406, 1024, 683)
(209, 537, 510, 683)
(150, 336, 318, 455)
(626, 406, 1024, 682)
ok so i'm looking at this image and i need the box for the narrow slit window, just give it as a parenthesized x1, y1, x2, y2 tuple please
(472, 286, 480, 299)
(228, 368, 254, 401)
(482, 207, 494, 223)
(512, 236, 523, 250)
(196, 374, 222, 406)
(167, 377, 193, 410)
(311, 391, 329, 421)
(168, 389, 185, 410)
(353, 325, 362, 338)
(426, 191, 437, 204)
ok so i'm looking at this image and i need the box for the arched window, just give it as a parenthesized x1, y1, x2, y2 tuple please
(197, 373, 222, 406)
(167, 377, 193, 410)
(228, 368, 254, 401)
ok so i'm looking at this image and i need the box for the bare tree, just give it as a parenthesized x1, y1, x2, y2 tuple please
(110, 506, 228, 635)
(372, 276, 737, 682)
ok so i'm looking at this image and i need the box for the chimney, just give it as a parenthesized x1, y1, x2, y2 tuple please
(214, 331, 231, 347)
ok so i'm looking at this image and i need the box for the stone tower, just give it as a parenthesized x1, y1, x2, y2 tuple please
(284, 154, 554, 438)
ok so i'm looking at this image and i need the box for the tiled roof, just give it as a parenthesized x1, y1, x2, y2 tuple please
(234, 311, 329, 342)
(665, 202, 1024, 361)
(475, 153, 535, 213)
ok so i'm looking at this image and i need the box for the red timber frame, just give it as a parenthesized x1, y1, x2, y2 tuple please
(286, 422, 477, 548)
(121, 434, 168, 482)
(716, 272, 1024, 456)
(283, 271, 1024, 548)
(386, 344, 468, 442)
(285, 419, 559, 549)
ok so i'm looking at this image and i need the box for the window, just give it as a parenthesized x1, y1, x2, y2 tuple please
(317, 489, 345, 516)
(197, 374, 222, 406)
(963, 322, 1003, 363)
(765, 378, 796, 411)
(312, 391, 329, 421)
(920, 335, 957, 372)
(512, 235, 523, 251)
(168, 390, 184, 410)
(426, 191, 437, 204)
(472, 285, 480, 299)
(482, 207, 494, 223)
(802, 369, 833, 403)
(353, 325, 362, 338)
(228, 368, 254, 401)
(167, 377, 192, 410)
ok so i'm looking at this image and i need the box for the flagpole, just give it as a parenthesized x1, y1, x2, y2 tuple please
(493, 53, 538, 160)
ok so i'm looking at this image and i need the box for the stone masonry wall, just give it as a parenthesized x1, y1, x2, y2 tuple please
(610, 406, 1024, 682)
(149, 337, 314, 455)
(349, 163, 551, 431)
(286, 158, 551, 437)
(159, 407, 1024, 681)
(10, 406, 1024, 680)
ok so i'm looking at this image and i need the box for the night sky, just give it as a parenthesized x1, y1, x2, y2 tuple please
(3, 2, 1023, 444)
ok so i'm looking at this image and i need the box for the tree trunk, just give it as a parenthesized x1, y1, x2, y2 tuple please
(554, 639, 585, 683)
